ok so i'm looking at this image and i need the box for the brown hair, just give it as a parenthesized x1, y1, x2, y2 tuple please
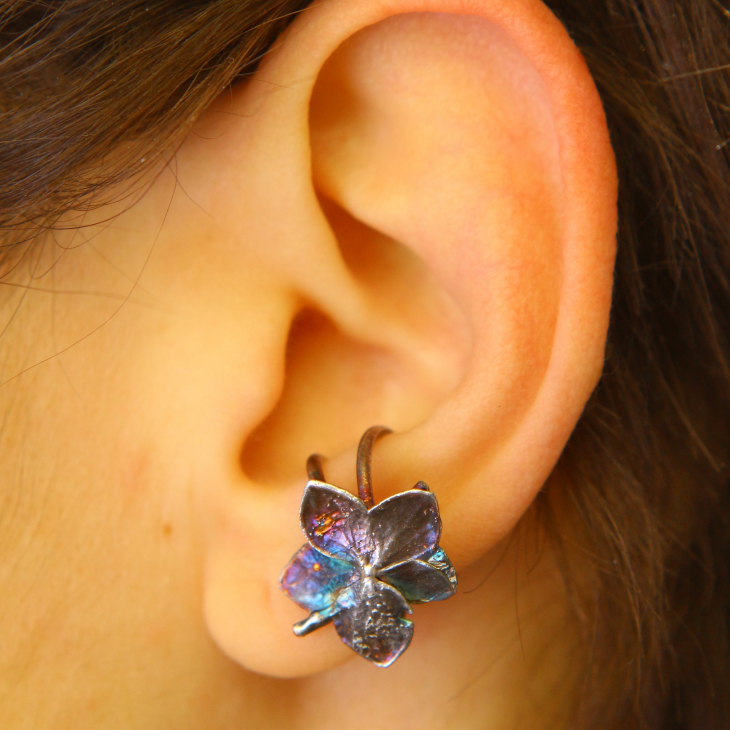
(547, 1, 730, 726)
(1, 1, 729, 727)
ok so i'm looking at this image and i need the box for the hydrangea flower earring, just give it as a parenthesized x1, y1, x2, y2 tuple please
(279, 426, 457, 667)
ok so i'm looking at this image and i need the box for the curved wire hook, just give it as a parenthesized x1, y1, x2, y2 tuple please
(356, 425, 392, 508)
(305, 426, 393, 508)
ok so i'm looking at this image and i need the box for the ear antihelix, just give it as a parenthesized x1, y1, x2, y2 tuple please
(279, 426, 457, 667)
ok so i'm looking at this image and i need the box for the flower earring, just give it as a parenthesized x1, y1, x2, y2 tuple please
(279, 426, 457, 667)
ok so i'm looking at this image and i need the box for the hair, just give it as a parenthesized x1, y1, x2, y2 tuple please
(1, 1, 729, 728)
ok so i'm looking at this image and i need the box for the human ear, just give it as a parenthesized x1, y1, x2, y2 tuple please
(197, 0, 617, 678)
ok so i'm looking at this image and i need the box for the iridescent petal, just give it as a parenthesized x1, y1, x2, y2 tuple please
(377, 558, 456, 603)
(280, 544, 358, 612)
(369, 489, 441, 567)
(300, 481, 375, 563)
(332, 577, 413, 668)
(425, 547, 458, 591)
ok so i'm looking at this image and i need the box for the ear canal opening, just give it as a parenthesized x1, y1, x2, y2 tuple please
(239, 306, 424, 487)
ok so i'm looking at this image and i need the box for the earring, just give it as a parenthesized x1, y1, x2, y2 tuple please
(279, 426, 457, 667)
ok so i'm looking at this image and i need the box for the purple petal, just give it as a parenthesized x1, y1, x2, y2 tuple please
(332, 577, 413, 667)
(300, 481, 375, 563)
(369, 489, 441, 567)
(377, 557, 456, 603)
(279, 544, 358, 613)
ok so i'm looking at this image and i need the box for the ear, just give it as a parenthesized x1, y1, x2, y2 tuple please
(197, 0, 617, 678)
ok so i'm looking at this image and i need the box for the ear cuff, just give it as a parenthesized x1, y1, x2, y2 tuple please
(279, 426, 457, 667)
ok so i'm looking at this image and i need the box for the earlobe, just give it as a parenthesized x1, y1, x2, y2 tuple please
(200, 0, 616, 678)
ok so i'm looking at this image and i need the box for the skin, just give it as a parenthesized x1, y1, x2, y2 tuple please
(0, 1, 616, 728)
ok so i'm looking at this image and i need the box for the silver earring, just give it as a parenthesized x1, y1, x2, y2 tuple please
(279, 426, 457, 667)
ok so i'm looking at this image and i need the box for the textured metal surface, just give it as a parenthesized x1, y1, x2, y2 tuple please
(376, 557, 455, 603)
(300, 480, 376, 563)
(369, 489, 440, 565)
(279, 428, 458, 667)
(332, 578, 414, 667)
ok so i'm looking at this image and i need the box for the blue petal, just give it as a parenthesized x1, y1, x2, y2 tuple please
(279, 544, 358, 613)
(425, 548, 458, 590)
(377, 556, 456, 603)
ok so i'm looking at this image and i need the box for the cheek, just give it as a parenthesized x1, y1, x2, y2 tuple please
(0, 173, 301, 683)
(0, 365, 195, 682)
(118, 444, 159, 510)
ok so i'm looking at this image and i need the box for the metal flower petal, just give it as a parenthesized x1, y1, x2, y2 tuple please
(424, 547, 458, 589)
(369, 488, 441, 567)
(300, 480, 375, 564)
(279, 544, 358, 613)
(332, 577, 414, 667)
(377, 554, 457, 604)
